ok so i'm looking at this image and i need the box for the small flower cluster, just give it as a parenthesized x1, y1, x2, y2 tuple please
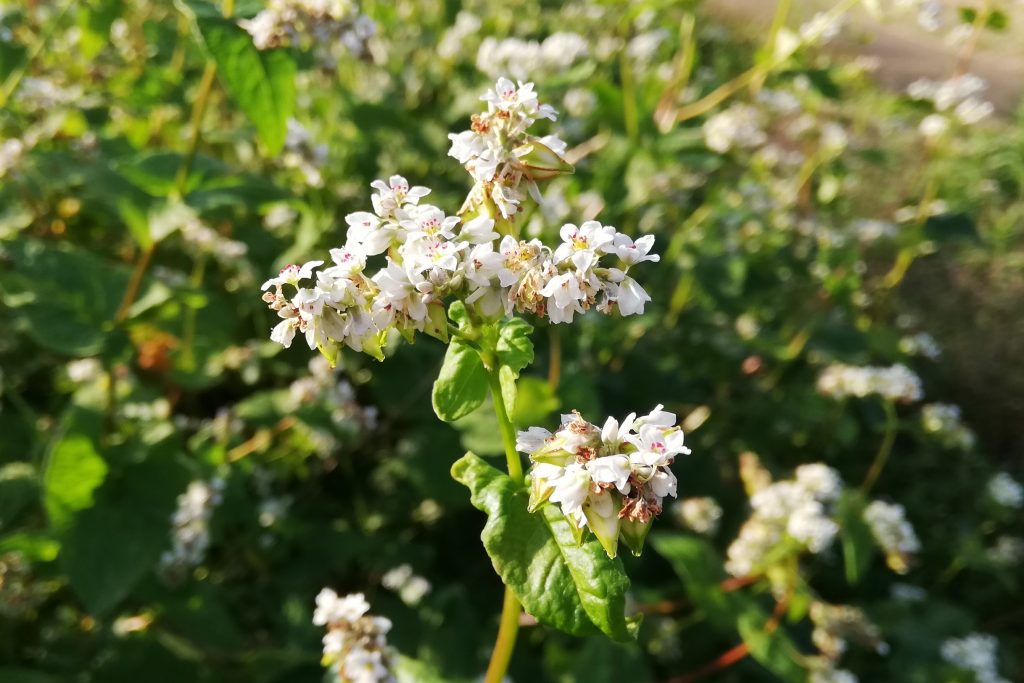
(909, 74, 993, 133)
(283, 118, 329, 187)
(940, 633, 1009, 683)
(809, 667, 859, 683)
(518, 406, 690, 558)
(158, 478, 225, 583)
(987, 473, 1023, 509)
(863, 500, 920, 575)
(381, 564, 431, 606)
(921, 403, 975, 449)
(448, 77, 569, 219)
(816, 363, 923, 403)
(898, 332, 941, 360)
(987, 535, 1024, 567)
(703, 103, 767, 154)
(672, 496, 723, 536)
(810, 601, 887, 661)
(726, 464, 842, 577)
(476, 34, 589, 80)
(241, 0, 375, 60)
(314, 590, 396, 683)
(0, 552, 48, 618)
(289, 356, 378, 428)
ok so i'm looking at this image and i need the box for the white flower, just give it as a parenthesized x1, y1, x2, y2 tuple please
(158, 478, 225, 582)
(315, 589, 396, 683)
(261, 260, 324, 291)
(987, 473, 1023, 509)
(864, 500, 920, 574)
(941, 633, 1009, 683)
(673, 497, 723, 535)
(817, 363, 922, 402)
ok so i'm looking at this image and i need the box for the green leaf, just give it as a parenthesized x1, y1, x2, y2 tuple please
(432, 341, 488, 422)
(0, 462, 37, 529)
(1, 239, 131, 355)
(0, 532, 60, 562)
(43, 411, 107, 531)
(187, 1, 296, 154)
(837, 490, 876, 585)
(651, 534, 806, 683)
(496, 317, 534, 374)
(61, 450, 189, 615)
(451, 452, 637, 641)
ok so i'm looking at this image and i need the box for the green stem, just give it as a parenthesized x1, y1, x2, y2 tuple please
(487, 368, 523, 484)
(862, 400, 897, 494)
(483, 366, 523, 683)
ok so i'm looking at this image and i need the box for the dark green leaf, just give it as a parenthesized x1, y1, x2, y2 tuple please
(451, 452, 637, 641)
(187, 2, 296, 154)
(0, 462, 37, 529)
(61, 451, 189, 615)
(432, 341, 488, 422)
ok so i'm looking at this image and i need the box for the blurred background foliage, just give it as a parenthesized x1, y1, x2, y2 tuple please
(0, 0, 1022, 681)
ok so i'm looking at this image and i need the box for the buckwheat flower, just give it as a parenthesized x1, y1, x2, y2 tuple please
(987, 535, 1024, 567)
(673, 497, 723, 535)
(987, 473, 1023, 509)
(810, 601, 886, 660)
(816, 363, 922, 403)
(899, 332, 941, 359)
(809, 666, 859, 683)
(315, 590, 396, 683)
(941, 633, 1009, 683)
(703, 103, 766, 154)
(863, 500, 920, 574)
(890, 583, 927, 602)
(521, 408, 689, 557)
(381, 564, 432, 606)
(921, 403, 975, 449)
(158, 478, 225, 583)
(261, 260, 324, 291)
(726, 463, 844, 577)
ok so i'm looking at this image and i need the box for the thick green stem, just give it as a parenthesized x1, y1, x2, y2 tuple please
(487, 369, 523, 484)
(483, 366, 523, 683)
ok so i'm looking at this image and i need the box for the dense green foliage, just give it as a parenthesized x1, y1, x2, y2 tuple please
(1, 1, 1022, 682)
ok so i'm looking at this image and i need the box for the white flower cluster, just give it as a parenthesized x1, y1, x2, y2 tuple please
(987, 473, 1023, 509)
(448, 77, 569, 220)
(898, 332, 941, 360)
(863, 500, 920, 575)
(816, 363, 923, 403)
(314, 590, 396, 683)
(158, 478, 225, 582)
(240, 0, 375, 59)
(0, 139, 25, 178)
(703, 103, 767, 154)
(437, 11, 481, 61)
(810, 601, 887, 661)
(987, 535, 1024, 567)
(518, 406, 690, 558)
(672, 496, 723, 536)
(809, 667, 859, 683)
(381, 564, 431, 606)
(289, 356, 378, 428)
(940, 633, 1009, 683)
(476, 34, 589, 81)
(909, 74, 994, 127)
(726, 464, 842, 577)
(262, 188, 657, 358)
(921, 403, 975, 449)
(283, 118, 328, 187)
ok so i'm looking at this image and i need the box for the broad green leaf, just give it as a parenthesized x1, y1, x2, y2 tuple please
(43, 411, 107, 531)
(0, 462, 37, 529)
(837, 490, 876, 585)
(432, 341, 488, 422)
(452, 397, 504, 457)
(451, 452, 637, 641)
(1, 239, 131, 355)
(61, 451, 189, 615)
(651, 534, 806, 683)
(186, 1, 296, 154)
(496, 317, 534, 374)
